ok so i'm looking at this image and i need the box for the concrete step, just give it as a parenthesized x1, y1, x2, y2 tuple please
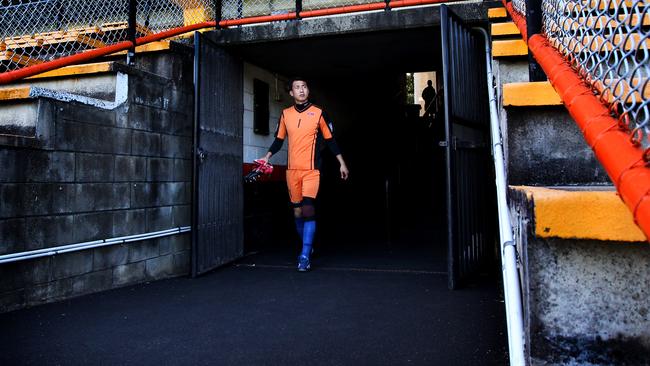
(508, 185, 649, 365)
(493, 39, 527, 57)
(491, 22, 520, 37)
(503, 81, 562, 107)
(510, 185, 643, 242)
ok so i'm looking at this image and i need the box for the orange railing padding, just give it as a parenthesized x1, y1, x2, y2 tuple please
(502, 1, 650, 240)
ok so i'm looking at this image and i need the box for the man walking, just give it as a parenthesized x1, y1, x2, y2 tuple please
(421, 79, 437, 120)
(259, 77, 349, 272)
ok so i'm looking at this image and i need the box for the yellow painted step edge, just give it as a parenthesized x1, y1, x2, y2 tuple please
(493, 39, 528, 57)
(488, 7, 507, 19)
(503, 81, 562, 106)
(107, 40, 171, 56)
(511, 186, 645, 242)
(26, 61, 115, 80)
(0, 86, 31, 100)
(491, 22, 520, 37)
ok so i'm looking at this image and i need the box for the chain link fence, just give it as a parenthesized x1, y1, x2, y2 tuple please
(534, 0, 650, 149)
(0, 0, 215, 74)
(1, 0, 436, 77)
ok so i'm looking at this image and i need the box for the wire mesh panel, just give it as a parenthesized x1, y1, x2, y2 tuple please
(301, 0, 376, 11)
(512, 0, 526, 16)
(220, 0, 294, 20)
(0, 0, 217, 73)
(1, 0, 130, 72)
(540, 0, 650, 149)
(138, 0, 214, 32)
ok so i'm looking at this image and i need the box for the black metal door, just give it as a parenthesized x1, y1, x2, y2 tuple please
(440, 5, 492, 289)
(192, 32, 244, 277)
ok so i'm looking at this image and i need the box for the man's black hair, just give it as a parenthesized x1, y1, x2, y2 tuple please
(287, 76, 308, 92)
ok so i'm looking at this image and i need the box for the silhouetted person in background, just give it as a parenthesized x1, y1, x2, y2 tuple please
(422, 80, 436, 120)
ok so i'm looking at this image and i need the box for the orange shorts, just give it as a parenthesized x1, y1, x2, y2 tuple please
(286, 169, 320, 204)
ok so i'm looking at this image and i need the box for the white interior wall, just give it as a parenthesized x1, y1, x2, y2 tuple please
(243, 63, 291, 165)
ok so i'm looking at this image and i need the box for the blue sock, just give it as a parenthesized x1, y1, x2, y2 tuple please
(295, 217, 304, 240)
(301, 220, 316, 258)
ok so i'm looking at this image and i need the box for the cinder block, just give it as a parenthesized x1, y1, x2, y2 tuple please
(146, 206, 173, 231)
(173, 159, 192, 182)
(150, 109, 172, 134)
(0, 289, 26, 313)
(93, 245, 129, 270)
(160, 134, 192, 159)
(171, 233, 191, 253)
(127, 239, 160, 262)
(22, 257, 52, 285)
(0, 150, 74, 183)
(131, 182, 187, 208)
(172, 251, 190, 275)
(1, 183, 52, 218)
(113, 261, 146, 286)
(76, 153, 115, 182)
(56, 121, 132, 155)
(170, 111, 192, 137)
(132, 130, 161, 157)
(0, 218, 26, 254)
(146, 158, 174, 182)
(50, 152, 75, 182)
(73, 212, 113, 242)
(132, 80, 168, 110)
(158, 236, 172, 255)
(0, 261, 26, 293)
(57, 103, 116, 126)
(71, 269, 113, 295)
(112, 209, 146, 237)
(52, 251, 93, 280)
(70, 183, 130, 212)
(114, 156, 146, 182)
(24, 215, 75, 250)
(172, 204, 191, 227)
(145, 254, 173, 279)
(122, 103, 154, 131)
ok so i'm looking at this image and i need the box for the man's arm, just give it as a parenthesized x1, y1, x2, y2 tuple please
(259, 114, 286, 162)
(319, 112, 349, 180)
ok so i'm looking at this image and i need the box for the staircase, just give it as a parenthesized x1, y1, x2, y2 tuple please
(489, 2, 650, 364)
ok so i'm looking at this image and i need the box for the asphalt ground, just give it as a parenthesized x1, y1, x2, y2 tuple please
(0, 239, 508, 366)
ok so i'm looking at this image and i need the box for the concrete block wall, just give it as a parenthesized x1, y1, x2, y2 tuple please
(242, 63, 289, 165)
(0, 55, 194, 313)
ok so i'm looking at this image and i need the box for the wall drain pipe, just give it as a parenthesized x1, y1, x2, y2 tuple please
(474, 27, 526, 365)
(0, 226, 191, 265)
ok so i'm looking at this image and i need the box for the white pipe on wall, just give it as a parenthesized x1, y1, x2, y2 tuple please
(0, 226, 191, 264)
(474, 27, 527, 366)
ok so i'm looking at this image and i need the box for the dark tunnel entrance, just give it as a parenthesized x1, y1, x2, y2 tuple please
(198, 11, 498, 286)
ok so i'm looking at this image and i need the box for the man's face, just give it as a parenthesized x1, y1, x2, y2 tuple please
(290, 80, 309, 104)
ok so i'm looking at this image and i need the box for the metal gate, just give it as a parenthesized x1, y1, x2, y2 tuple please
(191, 32, 244, 277)
(440, 5, 493, 290)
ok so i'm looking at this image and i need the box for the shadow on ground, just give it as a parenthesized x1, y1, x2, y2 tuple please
(0, 237, 507, 366)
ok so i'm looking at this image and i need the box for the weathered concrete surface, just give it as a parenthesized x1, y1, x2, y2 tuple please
(509, 187, 650, 365)
(0, 102, 37, 137)
(0, 74, 118, 101)
(213, 3, 486, 45)
(0, 48, 194, 313)
(506, 106, 610, 185)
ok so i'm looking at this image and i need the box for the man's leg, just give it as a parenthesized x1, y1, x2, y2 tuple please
(300, 197, 316, 259)
(297, 170, 320, 271)
(286, 170, 304, 242)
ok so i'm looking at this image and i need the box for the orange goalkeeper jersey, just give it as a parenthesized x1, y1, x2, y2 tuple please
(269, 102, 340, 170)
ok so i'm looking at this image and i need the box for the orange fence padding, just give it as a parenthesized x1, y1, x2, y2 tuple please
(502, 3, 650, 240)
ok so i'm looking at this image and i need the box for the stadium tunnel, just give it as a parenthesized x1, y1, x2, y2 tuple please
(198, 5, 496, 277)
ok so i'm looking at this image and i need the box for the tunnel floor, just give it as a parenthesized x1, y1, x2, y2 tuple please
(0, 234, 508, 366)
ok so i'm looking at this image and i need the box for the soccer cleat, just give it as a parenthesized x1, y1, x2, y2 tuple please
(244, 159, 274, 183)
(297, 255, 311, 272)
